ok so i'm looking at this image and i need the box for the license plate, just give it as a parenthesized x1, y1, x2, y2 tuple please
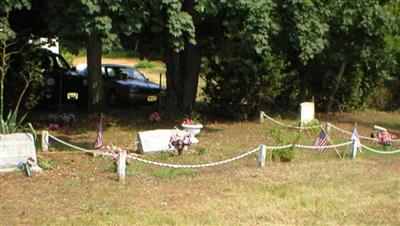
(147, 95, 157, 102)
(67, 92, 79, 100)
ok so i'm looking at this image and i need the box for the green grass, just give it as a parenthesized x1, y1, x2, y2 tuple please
(134, 59, 157, 69)
(151, 168, 198, 179)
(77, 49, 139, 58)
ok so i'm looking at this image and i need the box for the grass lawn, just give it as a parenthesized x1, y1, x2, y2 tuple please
(1, 108, 399, 225)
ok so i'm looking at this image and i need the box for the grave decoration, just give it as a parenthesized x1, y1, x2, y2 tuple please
(377, 131, 397, 148)
(181, 118, 203, 136)
(100, 144, 124, 159)
(148, 112, 162, 123)
(138, 129, 198, 153)
(169, 131, 192, 155)
(0, 133, 42, 173)
(17, 157, 36, 177)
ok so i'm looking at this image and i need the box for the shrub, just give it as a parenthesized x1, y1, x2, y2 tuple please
(267, 127, 301, 162)
(202, 53, 293, 119)
(0, 109, 35, 135)
(271, 148, 296, 162)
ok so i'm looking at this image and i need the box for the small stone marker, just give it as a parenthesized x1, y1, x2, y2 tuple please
(138, 129, 198, 153)
(300, 102, 315, 125)
(0, 133, 42, 173)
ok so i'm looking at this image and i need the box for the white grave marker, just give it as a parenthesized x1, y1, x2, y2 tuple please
(138, 129, 198, 153)
(0, 133, 42, 173)
(300, 102, 315, 125)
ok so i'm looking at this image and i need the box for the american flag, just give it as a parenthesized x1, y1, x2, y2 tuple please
(314, 130, 330, 151)
(94, 117, 103, 149)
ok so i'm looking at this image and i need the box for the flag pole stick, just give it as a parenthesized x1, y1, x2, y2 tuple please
(320, 124, 343, 159)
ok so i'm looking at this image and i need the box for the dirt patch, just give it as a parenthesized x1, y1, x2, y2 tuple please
(72, 57, 165, 68)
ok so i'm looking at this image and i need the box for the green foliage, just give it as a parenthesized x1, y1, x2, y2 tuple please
(5, 0, 399, 114)
(280, 0, 329, 64)
(134, 59, 156, 69)
(267, 126, 304, 162)
(37, 156, 54, 170)
(4, 44, 45, 111)
(162, 0, 196, 52)
(201, 0, 292, 119)
(0, 0, 30, 14)
(61, 50, 76, 66)
(271, 0, 396, 111)
(0, 109, 35, 135)
(271, 148, 296, 163)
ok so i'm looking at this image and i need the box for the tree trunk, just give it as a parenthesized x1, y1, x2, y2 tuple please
(326, 61, 346, 112)
(165, 48, 181, 114)
(87, 34, 104, 113)
(181, 41, 200, 113)
(0, 40, 6, 119)
(164, 0, 200, 116)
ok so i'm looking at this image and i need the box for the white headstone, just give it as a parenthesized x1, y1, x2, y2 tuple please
(0, 133, 42, 173)
(300, 102, 315, 125)
(138, 129, 198, 153)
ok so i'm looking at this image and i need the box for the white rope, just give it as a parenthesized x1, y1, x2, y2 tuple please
(329, 124, 378, 141)
(360, 144, 400, 154)
(264, 144, 294, 150)
(260, 111, 321, 130)
(295, 141, 352, 150)
(261, 111, 399, 143)
(330, 124, 400, 142)
(127, 147, 260, 168)
(48, 134, 114, 158)
(49, 134, 93, 153)
(49, 133, 262, 168)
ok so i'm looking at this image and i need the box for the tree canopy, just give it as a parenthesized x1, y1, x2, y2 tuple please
(2, 0, 399, 118)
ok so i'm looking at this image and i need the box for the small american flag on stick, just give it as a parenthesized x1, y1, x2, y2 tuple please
(94, 115, 103, 149)
(315, 130, 330, 151)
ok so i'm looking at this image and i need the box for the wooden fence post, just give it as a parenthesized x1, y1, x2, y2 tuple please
(259, 145, 266, 167)
(351, 140, 357, 159)
(42, 130, 49, 152)
(117, 150, 127, 182)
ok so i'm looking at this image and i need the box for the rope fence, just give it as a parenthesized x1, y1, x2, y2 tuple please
(42, 130, 400, 182)
(259, 111, 321, 130)
(259, 111, 400, 143)
(360, 144, 400, 154)
(127, 147, 259, 169)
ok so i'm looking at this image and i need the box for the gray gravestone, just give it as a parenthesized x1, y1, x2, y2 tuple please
(0, 133, 42, 173)
(138, 129, 198, 153)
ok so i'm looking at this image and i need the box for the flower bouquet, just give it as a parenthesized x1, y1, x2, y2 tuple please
(169, 132, 192, 155)
(378, 131, 397, 149)
(148, 112, 162, 123)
